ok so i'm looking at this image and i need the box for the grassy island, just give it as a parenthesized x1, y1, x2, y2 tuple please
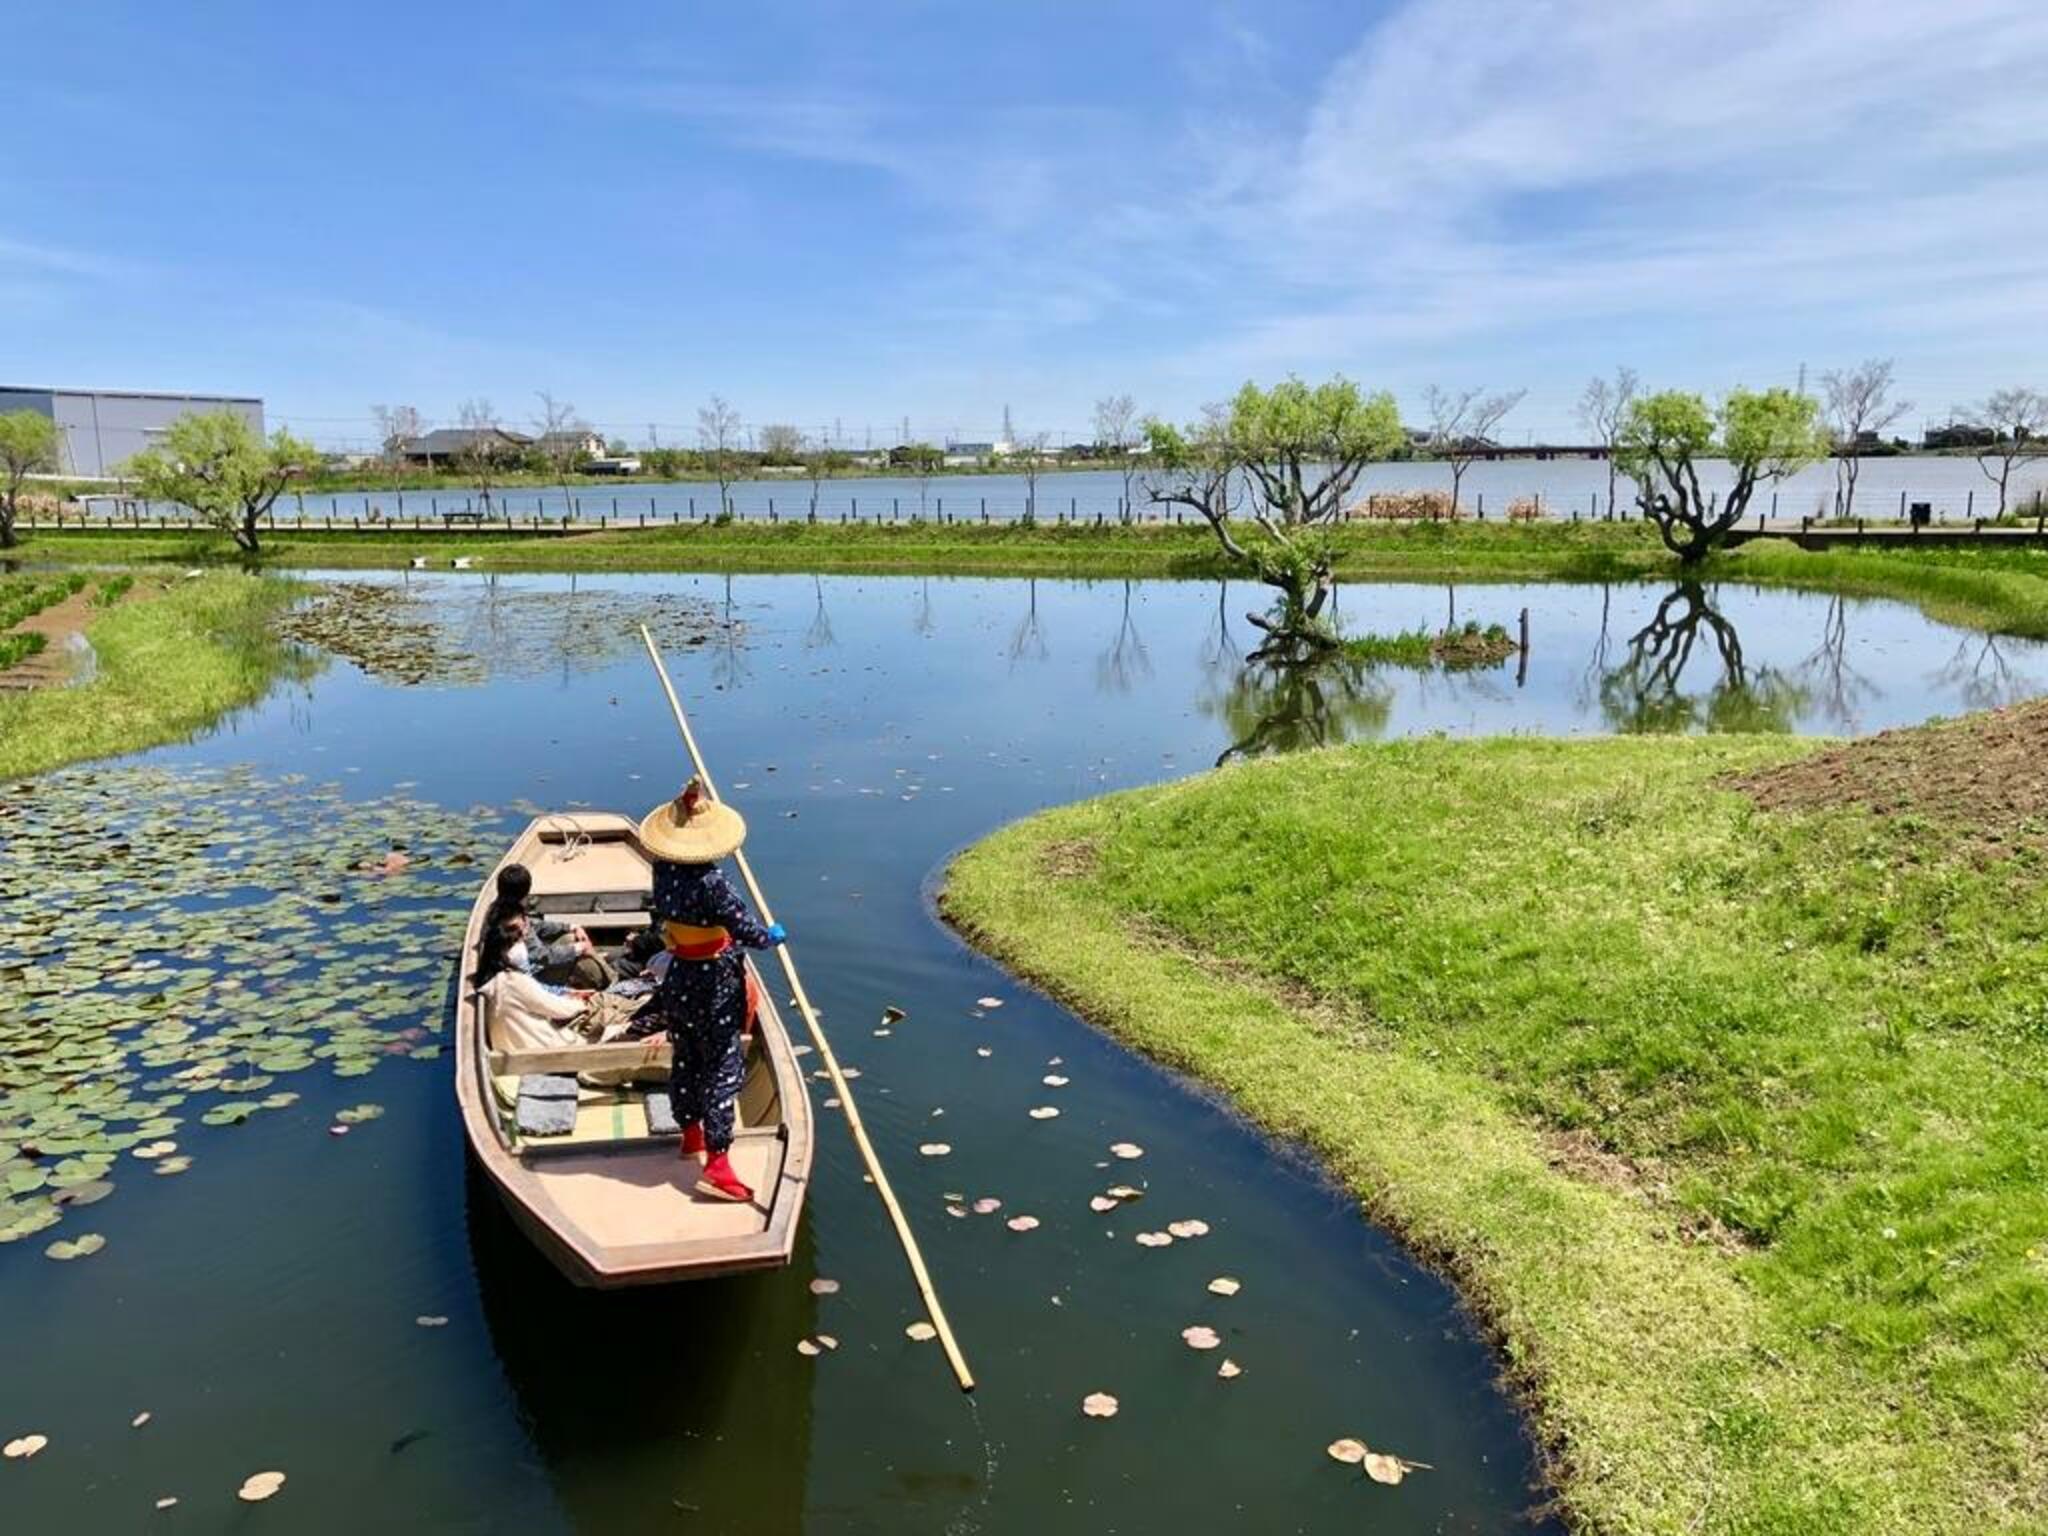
(945, 707, 2048, 1534)
(0, 572, 302, 779)
(14, 520, 2048, 639)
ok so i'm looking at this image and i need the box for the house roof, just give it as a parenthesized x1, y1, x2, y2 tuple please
(404, 427, 533, 454)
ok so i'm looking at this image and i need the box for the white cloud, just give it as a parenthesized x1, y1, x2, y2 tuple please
(1138, 0, 2048, 426)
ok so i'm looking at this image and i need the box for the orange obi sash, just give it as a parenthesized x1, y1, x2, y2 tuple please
(662, 920, 732, 961)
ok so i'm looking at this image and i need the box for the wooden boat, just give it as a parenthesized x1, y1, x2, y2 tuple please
(455, 813, 814, 1287)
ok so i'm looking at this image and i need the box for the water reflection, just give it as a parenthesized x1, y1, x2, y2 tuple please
(1599, 583, 1808, 733)
(1096, 580, 1153, 693)
(466, 1164, 816, 1533)
(1202, 648, 1393, 764)
(1008, 577, 1048, 666)
(1933, 632, 2032, 711)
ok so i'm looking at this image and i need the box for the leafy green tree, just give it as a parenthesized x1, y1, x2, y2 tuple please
(1615, 387, 1830, 562)
(126, 411, 320, 553)
(1146, 376, 1404, 650)
(0, 409, 60, 549)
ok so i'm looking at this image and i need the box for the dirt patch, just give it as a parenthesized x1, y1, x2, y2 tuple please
(1728, 698, 2048, 856)
(1037, 837, 1101, 881)
(0, 582, 131, 692)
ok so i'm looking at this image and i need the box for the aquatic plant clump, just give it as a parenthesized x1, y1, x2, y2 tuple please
(276, 580, 732, 686)
(0, 764, 512, 1245)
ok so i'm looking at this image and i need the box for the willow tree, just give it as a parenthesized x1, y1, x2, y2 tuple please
(1615, 387, 1829, 563)
(126, 410, 320, 554)
(1145, 377, 1403, 650)
(0, 409, 59, 549)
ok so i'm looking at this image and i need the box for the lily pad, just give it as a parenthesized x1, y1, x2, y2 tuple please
(334, 1104, 385, 1125)
(45, 1233, 107, 1261)
(237, 1470, 287, 1502)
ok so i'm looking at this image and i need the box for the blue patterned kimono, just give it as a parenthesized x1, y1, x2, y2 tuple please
(647, 861, 776, 1154)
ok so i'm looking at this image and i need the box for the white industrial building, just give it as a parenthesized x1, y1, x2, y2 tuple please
(0, 384, 265, 478)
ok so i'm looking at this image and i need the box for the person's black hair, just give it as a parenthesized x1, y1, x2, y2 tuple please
(468, 901, 524, 987)
(495, 863, 534, 907)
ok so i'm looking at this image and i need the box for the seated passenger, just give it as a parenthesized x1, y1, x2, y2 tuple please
(490, 863, 613, 989)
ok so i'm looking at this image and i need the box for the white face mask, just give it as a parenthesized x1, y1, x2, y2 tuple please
(506, 940, 532, 973)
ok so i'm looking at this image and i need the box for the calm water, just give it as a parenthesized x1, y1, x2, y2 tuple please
(5, 573, 2045, 1535)
(98, 453, 2047, 525)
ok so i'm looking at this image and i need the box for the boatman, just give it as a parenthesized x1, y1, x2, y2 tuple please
(636, 778, 785, 1203)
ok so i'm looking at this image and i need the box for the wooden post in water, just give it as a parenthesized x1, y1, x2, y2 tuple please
(638, 628, 977, 1394)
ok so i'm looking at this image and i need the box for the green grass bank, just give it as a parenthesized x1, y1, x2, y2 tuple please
(17, 520, 2048, 637)
(0, 573, 305, 779)
(944, 720, 2048, 1534)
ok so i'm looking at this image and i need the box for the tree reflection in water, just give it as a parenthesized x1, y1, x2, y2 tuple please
(1008, 577, 1049, 666)
(803, 575, 837, 650)
(1199, 581, 1391, 764)
(1096, 580, 1153, 694)
(1599, 582, 1808, 732)
(1932, 631, 2031, 711)
(1796, 595, 1876, 729)
(712, 573, 748, 690)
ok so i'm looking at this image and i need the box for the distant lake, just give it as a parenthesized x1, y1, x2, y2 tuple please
(101, 456, 2045, 526)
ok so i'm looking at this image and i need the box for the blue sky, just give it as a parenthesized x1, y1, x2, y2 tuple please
(5, 0, 2045, 446)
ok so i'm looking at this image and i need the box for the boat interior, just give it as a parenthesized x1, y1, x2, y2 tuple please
(474, 820, 789, 1166)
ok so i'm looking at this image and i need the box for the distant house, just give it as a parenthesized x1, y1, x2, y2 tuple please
(401, 426, 534, 466)
(1922, 423, 1996, 451)
(943, 440, 1012, 466)
(536, 427, 607, 460)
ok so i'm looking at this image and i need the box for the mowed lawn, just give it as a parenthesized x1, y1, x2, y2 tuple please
(945, 722, 2048, 1534)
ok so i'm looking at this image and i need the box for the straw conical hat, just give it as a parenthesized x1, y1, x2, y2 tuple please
(638, 778, 746, 862)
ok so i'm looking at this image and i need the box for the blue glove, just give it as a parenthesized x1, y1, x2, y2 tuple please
(765, 922, 788, 946)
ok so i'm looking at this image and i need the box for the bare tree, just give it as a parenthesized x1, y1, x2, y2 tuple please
(532, 391, 592, 514)
(1093, 393, 1140, 521)
(1575, 368, 1638, 514)
(1016, 431, 1050, 521)
(757, 423, 804, 464)
(1960, 387, 2048, 516)
(456, 398, 512, 511)
(1821, 360, 1910, 520)
(803, 438, 851, 516)
(371, 403, 424, 468)
(901, 442, 943, 516)
(697, 395, 743, 518)
(1423, 386, 1526, 514)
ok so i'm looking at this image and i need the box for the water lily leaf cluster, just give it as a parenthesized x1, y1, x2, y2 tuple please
(0, 764, 511, 1246)
(276, 580, 731, 687)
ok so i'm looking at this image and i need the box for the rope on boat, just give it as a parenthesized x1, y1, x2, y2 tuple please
(639, 626, 977, 1393)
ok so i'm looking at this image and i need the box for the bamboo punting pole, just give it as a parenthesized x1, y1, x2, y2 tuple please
(639, 627, 976, 1392)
